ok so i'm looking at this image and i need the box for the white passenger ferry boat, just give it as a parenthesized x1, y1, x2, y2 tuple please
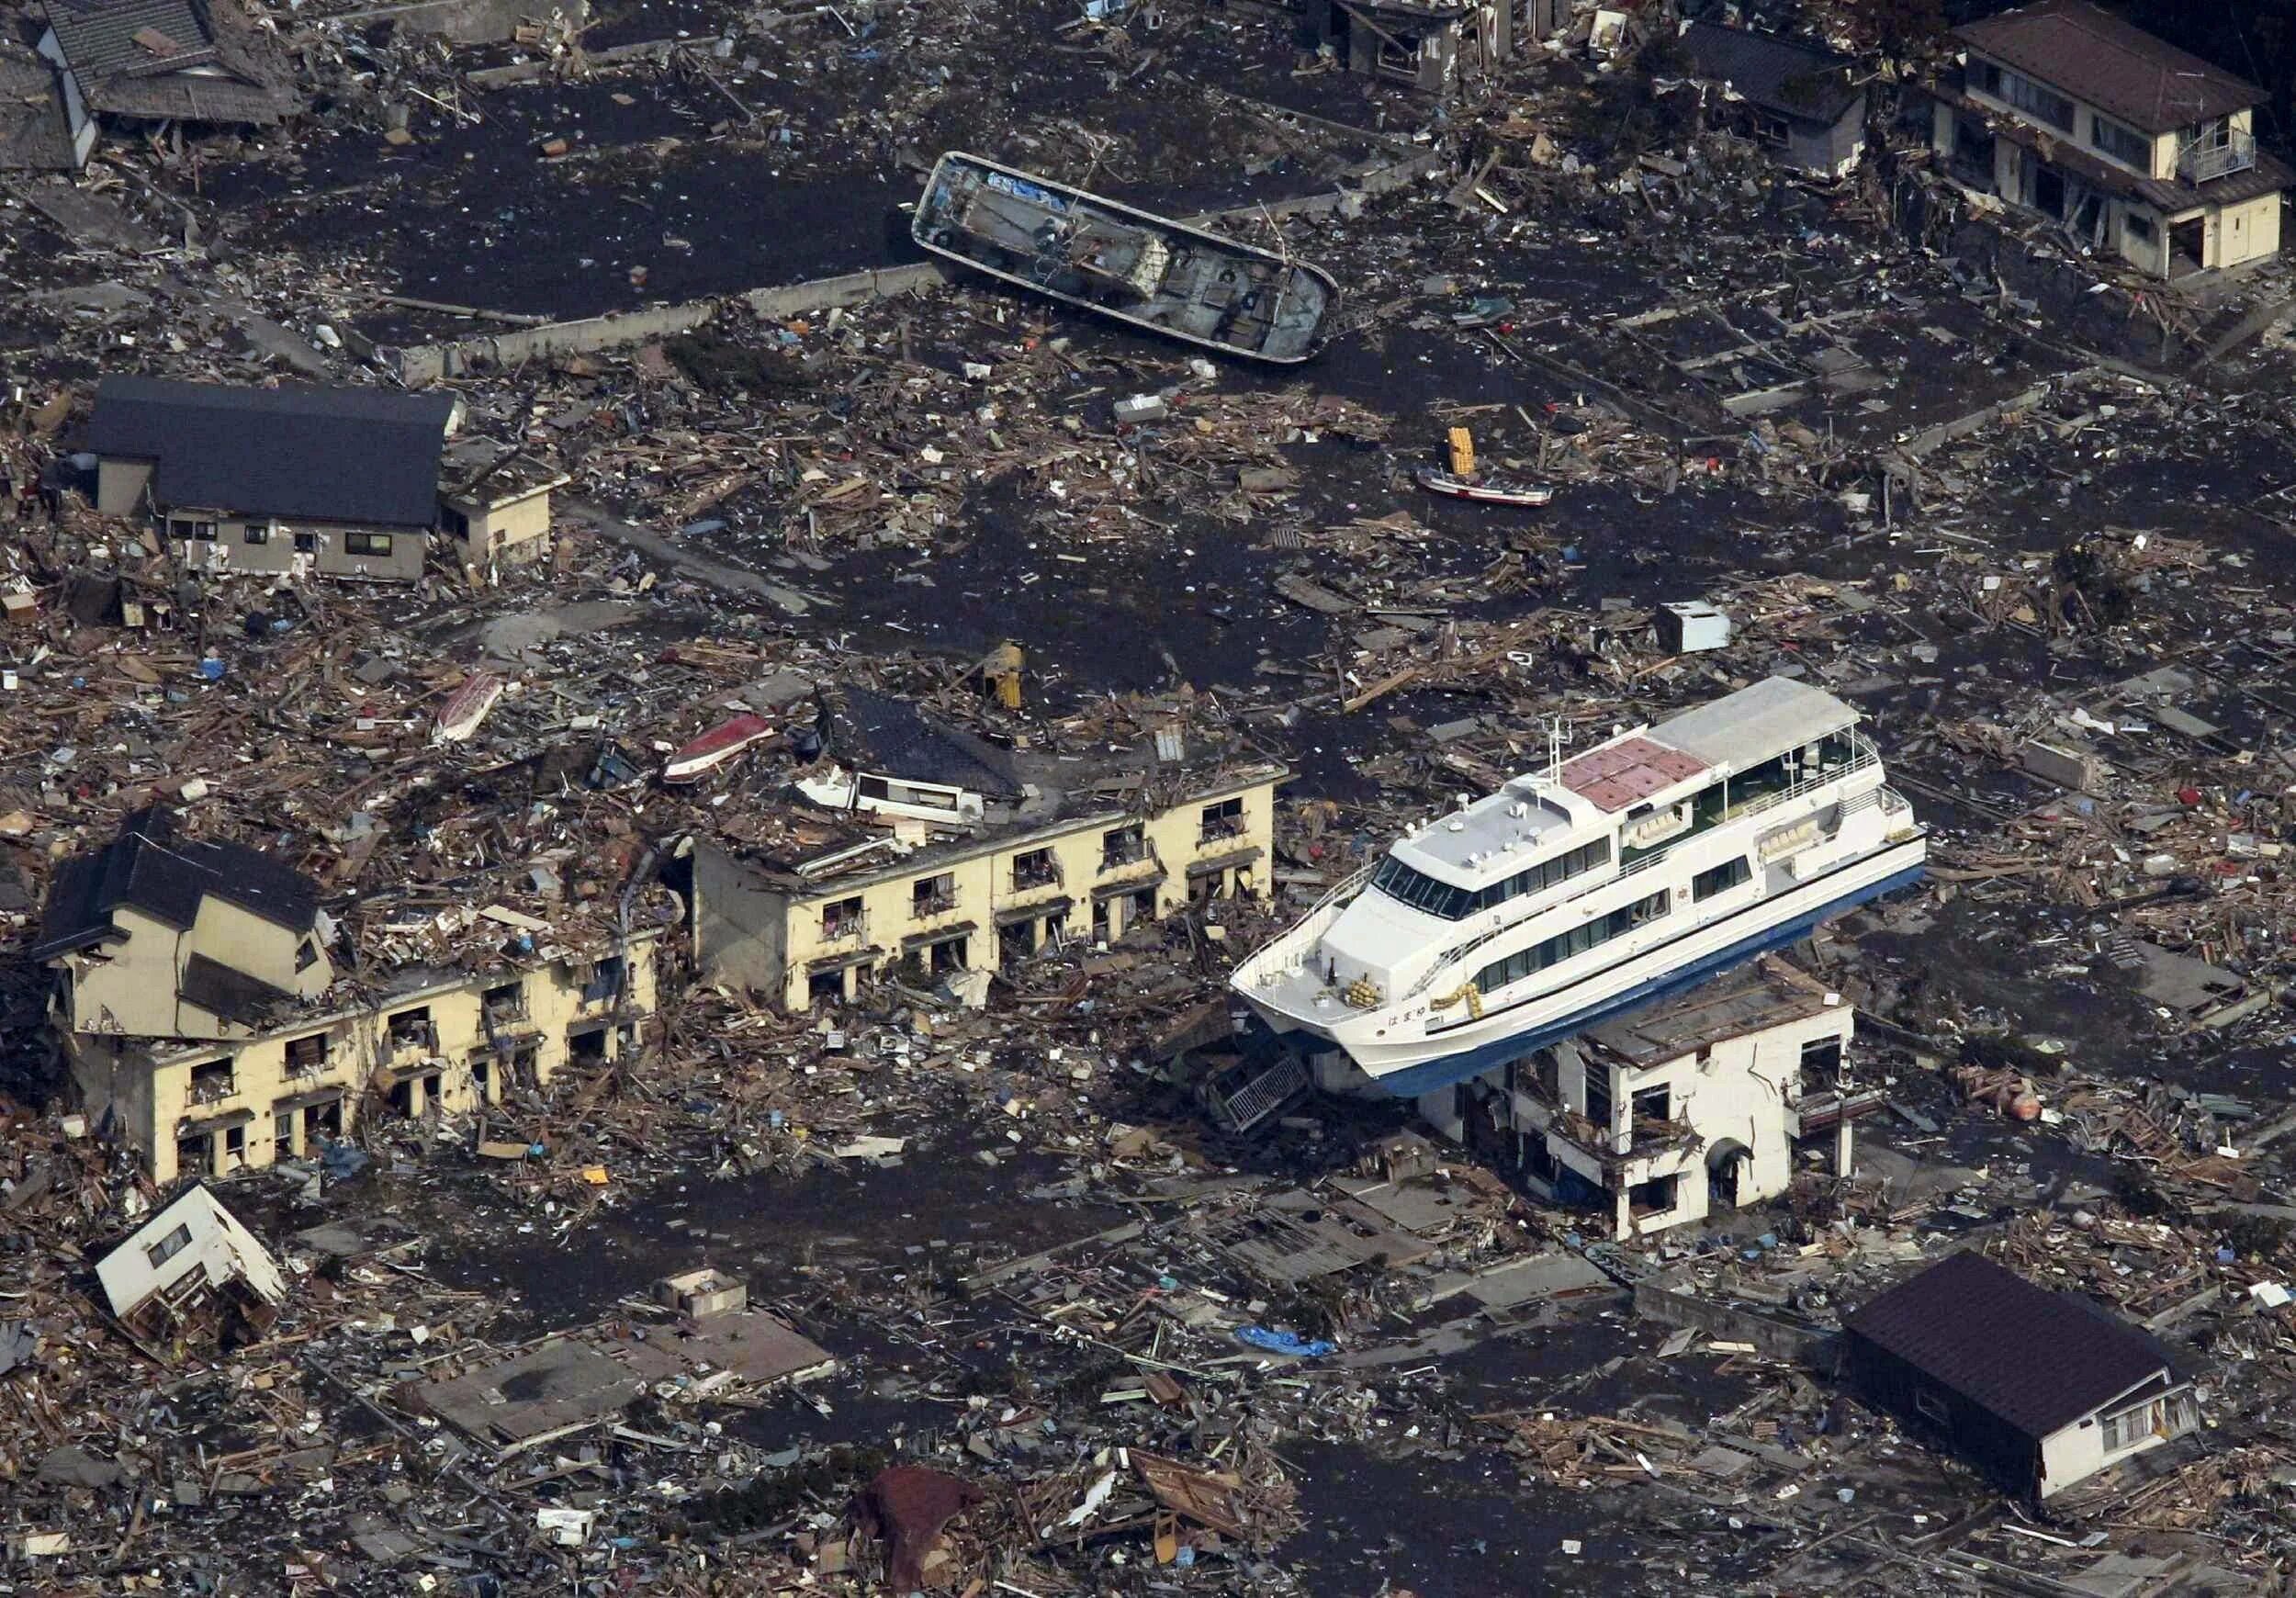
(1232, 678, 1925, 1097)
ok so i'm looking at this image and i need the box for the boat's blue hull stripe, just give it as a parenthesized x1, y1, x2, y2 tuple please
(1356, 864, 1926, 1098)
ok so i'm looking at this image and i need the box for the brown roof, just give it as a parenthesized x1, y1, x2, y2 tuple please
(1844, 1252, 2183, 1437)
(1957, 0, 2257, 135)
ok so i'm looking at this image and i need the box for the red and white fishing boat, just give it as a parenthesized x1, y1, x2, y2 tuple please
(433, 671, 505, 744)
(662, 714, 776, 784)
(1414, 467, 1554, 507)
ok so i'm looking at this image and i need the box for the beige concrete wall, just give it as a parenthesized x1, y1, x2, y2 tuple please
(96, 457, 152, 517)
(118, 934, 659, 1185)
(67, 899, 330, 1042)
(69, 906, 193, 1038)
(174, 518, 430, 582)
(448, 489, 554, 562)
(2219, 193, 2281, 268)
(764, 774, 1281, 1010)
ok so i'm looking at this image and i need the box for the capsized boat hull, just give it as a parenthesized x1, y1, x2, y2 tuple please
(1415, 467, 1554, 506)
(913, 151, 1339, 365)
(663, 714, 776, 784)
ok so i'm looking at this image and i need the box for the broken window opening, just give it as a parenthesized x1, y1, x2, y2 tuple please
(144, 1221, 196, 1269)
(285, 1033, 329, 1075)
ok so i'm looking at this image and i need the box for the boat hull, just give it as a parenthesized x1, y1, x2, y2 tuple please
(1238, 837, 1925, 1098)
(912, 151, 1339, 365)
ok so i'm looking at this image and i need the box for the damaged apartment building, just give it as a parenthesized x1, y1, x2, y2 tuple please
(84, 377, 562, 581)
(1928, 0, 2288, 281)
(1425, 961, 1877, 1240)
(673, 687, 1285, 1010)
(33, 808, 658, 1184)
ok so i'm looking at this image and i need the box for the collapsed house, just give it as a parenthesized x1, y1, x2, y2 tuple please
(35, 808, 661, 1185)
(1427, 960, 1872, 1239)
(95, 1184, 286, 1346)
(34, 0, 301, 169)
(1294, 0, 1511, 97)
(1926, 0, 2288, 280)
(1843, 1251, 2203, 1501)
(676, 696, 1285, 1009)
(1671, 20, 1865, 180)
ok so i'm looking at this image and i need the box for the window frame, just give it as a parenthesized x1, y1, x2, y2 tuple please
(344, 530, 395, 558)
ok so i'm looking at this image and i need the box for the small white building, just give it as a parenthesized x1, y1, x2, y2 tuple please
(1428, 959, 1877, 1239)
(96, 1185, 287, 1343)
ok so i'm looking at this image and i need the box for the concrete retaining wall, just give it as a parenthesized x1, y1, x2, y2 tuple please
(379, 151, 1446, 387)
(1632, 1278, 1840, 1368)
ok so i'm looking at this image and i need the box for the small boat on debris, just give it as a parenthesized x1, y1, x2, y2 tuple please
(662, 714, 775, 784)
(1415, 467, 1554, 507)
(433, 671, 504, 745)
(912, 151, 1339, 365)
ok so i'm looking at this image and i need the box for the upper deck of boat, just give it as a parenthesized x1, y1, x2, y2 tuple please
(1388, 678, 1865, 890)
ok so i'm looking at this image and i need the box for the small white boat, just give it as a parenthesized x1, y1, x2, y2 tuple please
(433, 671, 504, 745)
(662, 714, 775, 784)
(1231, 677, 1925, 1097)
(1415, 467, 1554, 507)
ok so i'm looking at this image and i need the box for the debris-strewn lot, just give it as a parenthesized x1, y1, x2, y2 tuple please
(6, 0, 2296, 1592)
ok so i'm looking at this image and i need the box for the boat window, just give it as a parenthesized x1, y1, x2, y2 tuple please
(1692, 857, 1752, 901)
(1369, 856, 1475, 920)
(1466, 838, 1611, 914)
(1373, 838, 1613, 921)
(1473, 889, 1671, 995)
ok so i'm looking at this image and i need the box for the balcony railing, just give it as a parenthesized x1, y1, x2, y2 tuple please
(910, 891, 958, 920)
(1100, 838, 1149, 871)
(2179, 132, 2255, 185)
(187, 1075, 237, 1105)
(1199, 815, 1247, 846)
(820, 911, 867, 943)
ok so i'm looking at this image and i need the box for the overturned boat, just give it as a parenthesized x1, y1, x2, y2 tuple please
(1415, 467, 1554, 507)
(912, 151, 1339, 365)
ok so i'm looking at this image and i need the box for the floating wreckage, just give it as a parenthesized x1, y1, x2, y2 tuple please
(913, 151, 1339, 365)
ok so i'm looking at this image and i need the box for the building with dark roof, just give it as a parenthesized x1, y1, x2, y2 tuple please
(32, 805, 332, 1038)
(1843, 1251, 2200, 1500)
(36, 0, 300, 168)
(1674, 22, 1865, 178)
(87, 377, 461, 581)
(1926, 0, 2286, 280)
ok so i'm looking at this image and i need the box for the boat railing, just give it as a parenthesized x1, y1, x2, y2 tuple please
(1401, 739, 1885, 998)
(1255, 865, 1372, 974)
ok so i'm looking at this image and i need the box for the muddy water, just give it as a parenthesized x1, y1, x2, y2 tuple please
(432, 1141, 1118, 1331)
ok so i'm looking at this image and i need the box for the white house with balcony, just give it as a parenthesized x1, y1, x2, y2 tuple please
(1426, 958, 1874, 1240)
(1930, 0, 2286, 280)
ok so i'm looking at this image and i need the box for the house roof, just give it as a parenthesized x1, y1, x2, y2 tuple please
(1844, 1251, 2184, 1437)
(824, 685, 1022, 797)
(40, 0, 298, 124)
(0, 49, 77, 172)
(178, 951, 297, 1026)
(1677, 21, 1863, 125)
(30, 806, 321, 961)
(1956, 0, 2257, 135)
(86, 376, 457, 528)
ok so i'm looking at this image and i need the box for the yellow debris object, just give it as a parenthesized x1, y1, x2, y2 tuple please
(1344, 977, 1383, 1008)
(1446, 426, 1475, 476)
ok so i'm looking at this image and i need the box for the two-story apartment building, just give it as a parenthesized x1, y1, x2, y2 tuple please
(1427, 960, 1876, 1239)
(1930, 0, 2288, 280)
(676, 760, 1286, 1011)
(36, 808, 659, 1186)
